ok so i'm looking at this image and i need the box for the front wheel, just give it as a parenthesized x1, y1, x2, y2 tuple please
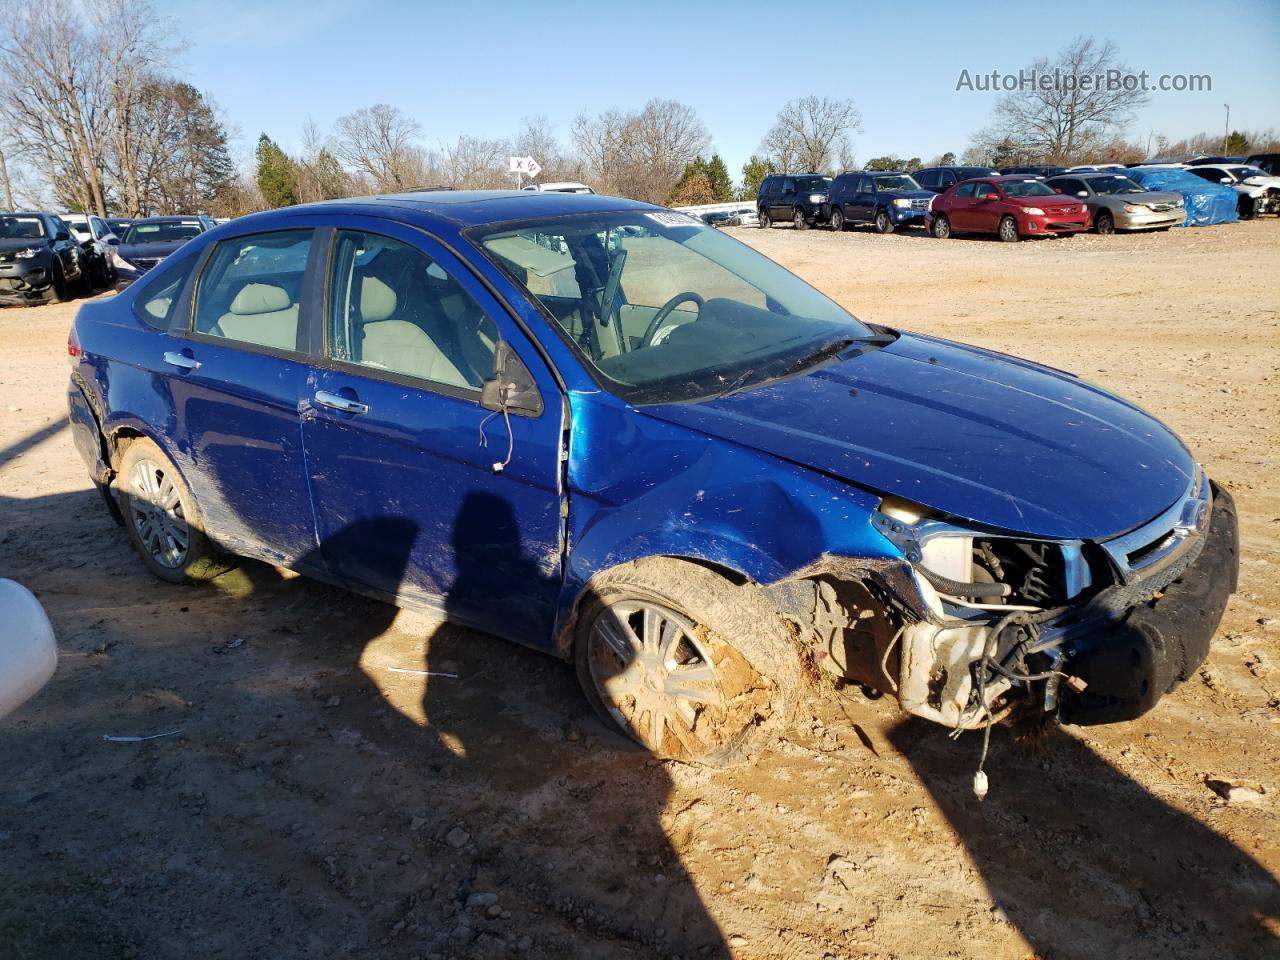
(998, 215, 1020, 243)
(874, 208, 895, 234)
(1094, 210, 1115, 235)
(757, 208, 771, 229)
(117, 438, 234, 584)
(830, 207, 845, 232)
(574, 558, 802, 766)
(931, 214, 951, 239)
(48, 263, 71, 304)
(792, 208, 808, 230)
(1238, 196, 1256, 220)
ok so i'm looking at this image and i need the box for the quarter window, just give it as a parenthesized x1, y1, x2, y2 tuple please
(327, 231, 497, 391)
(134, 258, 196, 331)
(192, 230, 313, 352)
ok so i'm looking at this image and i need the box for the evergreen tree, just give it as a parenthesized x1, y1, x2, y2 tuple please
(705, 154, 733, 201)
(256, 134, 298, 208)
(1225, 131, 1249, 155)
(739, 155, 775, 201)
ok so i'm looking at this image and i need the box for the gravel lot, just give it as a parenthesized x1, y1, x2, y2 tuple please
(1, 219, 1277, 960)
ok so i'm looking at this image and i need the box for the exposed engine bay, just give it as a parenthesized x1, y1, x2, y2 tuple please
(766, 466, 1239, 791)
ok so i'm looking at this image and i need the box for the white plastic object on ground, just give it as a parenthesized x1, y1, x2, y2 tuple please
(0, 579, 56, 719)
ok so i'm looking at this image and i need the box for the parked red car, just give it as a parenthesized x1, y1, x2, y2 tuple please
(925, 176, 1090, 242)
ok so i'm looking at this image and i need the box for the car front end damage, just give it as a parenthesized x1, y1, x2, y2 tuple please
(767, 465, 1238, 737)
(0, 248, 55, 305)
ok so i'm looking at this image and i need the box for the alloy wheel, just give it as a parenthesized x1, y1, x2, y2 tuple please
(1096, 212, 1115, 235)
(128, 458, 190, 569)
(999, 216, 1019, 242)
(831, 208, 844, 231)
(587, 600, 726, 756)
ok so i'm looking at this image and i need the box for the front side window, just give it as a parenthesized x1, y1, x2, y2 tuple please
(193, 230, 313, 352)
(67, 220, 92, 239)
(1087, 176, 1143, 195)
(475, 212, 877, 404)
(915, 169, 939, 189)
(872, 175, 922, 192)
(327, 231, 497, 391)
(954, 182, 979, 198)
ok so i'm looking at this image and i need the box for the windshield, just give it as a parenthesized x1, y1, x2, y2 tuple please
(1230, 166, 1265, 179)
(1087, 175, 1145, 195)
(123, 221, 203, 244)
(0, 216, 45, 240)
(957, 167, 997, 180)
(795, 176, 831, 192)
(473, 211, 876, 404)
(873, 175, 922, 191)
(1002, 180, 1057, 197)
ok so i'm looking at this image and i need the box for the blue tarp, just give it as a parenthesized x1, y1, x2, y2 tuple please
(1126, 167, 1239, 226)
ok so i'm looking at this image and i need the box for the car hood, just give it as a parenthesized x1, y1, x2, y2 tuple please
(640, 332, 1195, 540)
(0, 238, 49, 254)
(118, 240, 186, 260)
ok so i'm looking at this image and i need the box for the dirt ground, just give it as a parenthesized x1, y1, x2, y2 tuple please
(1, 220, 1278, 960)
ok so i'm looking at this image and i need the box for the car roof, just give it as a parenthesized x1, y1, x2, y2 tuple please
(129, 215, 206, 223)
(236, 190, 658, 230)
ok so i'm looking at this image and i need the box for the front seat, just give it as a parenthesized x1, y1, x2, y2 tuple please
(356, 275, 468, 388)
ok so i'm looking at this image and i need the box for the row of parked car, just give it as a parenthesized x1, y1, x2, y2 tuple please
(752, 152, 1280, 242)
(0, 212, 220, 306)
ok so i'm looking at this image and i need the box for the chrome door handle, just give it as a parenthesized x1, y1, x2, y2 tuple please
(162, 351, 200, 370)
(314, 390, 369, 415)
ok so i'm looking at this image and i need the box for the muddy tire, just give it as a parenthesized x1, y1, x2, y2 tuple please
(931, 214, 951, 239)
(116, 437, 233, 584)
(574, 558, 802, 766)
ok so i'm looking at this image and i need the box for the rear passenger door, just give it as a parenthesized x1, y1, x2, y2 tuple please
(299, 221, 566, 644)
(850, 177, 875, 222)
(165, 227, 324, 566)
(946, 182, 980, 230)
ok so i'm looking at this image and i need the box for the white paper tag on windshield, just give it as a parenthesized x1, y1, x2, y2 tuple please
(646, 212, 699, 228)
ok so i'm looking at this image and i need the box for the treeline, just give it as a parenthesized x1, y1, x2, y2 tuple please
(1, 8, 1271, 218)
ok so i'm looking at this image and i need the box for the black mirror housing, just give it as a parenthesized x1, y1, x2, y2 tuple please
(480, 340, 544, 417)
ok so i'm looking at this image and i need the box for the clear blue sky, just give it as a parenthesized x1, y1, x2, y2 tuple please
(169, 0, 1280, 179)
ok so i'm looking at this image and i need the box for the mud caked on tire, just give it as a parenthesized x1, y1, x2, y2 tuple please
(574, 558, 802, 766)
(116, 437, 233, 584)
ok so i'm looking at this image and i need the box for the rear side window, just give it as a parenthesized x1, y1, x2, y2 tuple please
(133, 258, 196, 331)
(915, 169, 938, 189)
(192, 230, 313, 353)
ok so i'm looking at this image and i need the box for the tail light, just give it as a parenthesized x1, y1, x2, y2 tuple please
(67, 324, 81, 362)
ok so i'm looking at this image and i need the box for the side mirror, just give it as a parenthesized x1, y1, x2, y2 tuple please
(1077, 191, 1088, 198)
(480, 340, 544, 417)
(107, 236, 120, 245)
(1219, 177, 1231, 184)
(55, 230, 70, 241)
(981, 192, 999, 201)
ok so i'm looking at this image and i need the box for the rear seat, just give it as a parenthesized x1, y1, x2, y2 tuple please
(213, 283, 299, 352)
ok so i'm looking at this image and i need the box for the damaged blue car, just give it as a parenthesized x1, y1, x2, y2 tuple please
(67, 191, 1239, 766)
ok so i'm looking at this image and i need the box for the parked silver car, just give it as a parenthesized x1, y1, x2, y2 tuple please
(1045, 172, 1185, 233)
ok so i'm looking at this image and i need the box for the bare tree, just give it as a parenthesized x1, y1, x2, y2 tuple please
(990, 36, 1149, 162)
(330, 104, 424, 192)
(511, 115, 581, 184)
(443, 135, 509, 189)
(572, 99, 709, 203)
(759, 96, 862, 174)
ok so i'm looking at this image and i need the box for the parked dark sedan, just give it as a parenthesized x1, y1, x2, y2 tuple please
(115, 215, 216, 279)
(67, 190, 1238, 767)
(910, 165, 1000, 193)
(0, 212, 88, 305)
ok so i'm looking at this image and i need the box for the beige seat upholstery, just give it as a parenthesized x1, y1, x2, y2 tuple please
(356, 276, 468, 388)
(213, 282, 299, 351)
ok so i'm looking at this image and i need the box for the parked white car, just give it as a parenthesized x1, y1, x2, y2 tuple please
(1186, 164, 1280, 218)
(59, 212, 119, 288)
(521, 181, 596, 194)
(0, 580, 56, 720)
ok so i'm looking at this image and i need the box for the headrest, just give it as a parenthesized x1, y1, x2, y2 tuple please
(229, 283, 290, 315)
(360, 276, 397, 322)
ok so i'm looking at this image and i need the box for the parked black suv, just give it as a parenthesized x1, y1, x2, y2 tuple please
(1000, 165, 1067, 178)
(0, 212, 87, 306)
(1247, 153, 1280, 177)
(910, 165, 1000, 193)
(756, 174, 832, 229)
(827, 171, 934, 233)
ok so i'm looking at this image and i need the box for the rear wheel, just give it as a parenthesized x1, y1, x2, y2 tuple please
(792, 208, 808, 230)
(757, 208, 771, 229)
(998, 215, 1020, 243)
(931, 214, 951, 239)
(1094, 210, 1115, 235)
(874, 208, 895, 234)
(830, 207, 845, 232)
(117, 437, 233, 584)
(574, 558, 802, 766)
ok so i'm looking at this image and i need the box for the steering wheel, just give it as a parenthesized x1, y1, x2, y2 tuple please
(640, 292, 704, 347)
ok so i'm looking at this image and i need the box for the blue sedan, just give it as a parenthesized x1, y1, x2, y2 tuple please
(66, 191, 1238, 765)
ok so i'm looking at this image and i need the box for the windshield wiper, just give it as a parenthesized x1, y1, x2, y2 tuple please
(711, 368, 756, 400)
